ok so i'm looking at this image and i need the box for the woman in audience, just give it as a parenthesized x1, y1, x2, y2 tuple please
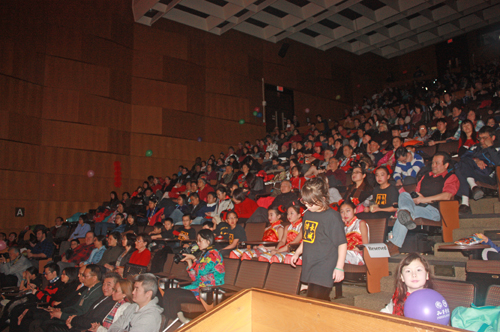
(18, 266, 41, 291)
(243, 172, 265, 201)
(68, 215, 91, 240)
(231, 188, 258, 220)
(128, 233, 151, 267)
(340, 200, 368, 265)
(237, 163, 251, 187)
(81, 235, 107, 266)
(7, 232, 17, 247)
(343, 163, 373, 212)
(89, 279, 133, 332)
(162, 229, 225, 323)
(413, 124, 431, 143)
(169, 194, 191, 224)
(108, 191, 120, 210)
(98, 232, 123, 267)
(105, 233, 136, 274)
(112, 213, 126, 233)
(207, 187, 233, 225)
(290, 165, 306, 190)
(204, 164, 217, 182)
(457, 119, 478, 156)
(123, 214, 139, 235)
(454, 109, 485, 139)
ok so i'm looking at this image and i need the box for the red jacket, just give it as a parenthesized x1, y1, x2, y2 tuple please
(234, 198, 258, 219)
(198, 185, 214, 202)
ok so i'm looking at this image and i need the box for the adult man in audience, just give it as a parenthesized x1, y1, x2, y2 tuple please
(456, 126, 500, 214)
(386, 152, 459, 255)
(428, 119, 453, 146)
(393, 147, 425, 186)
(270, 180, 298, 209)
(108, 273, 163, 332)
(41, 273, 120, 332)
(189, 192, 207, 225)
(27, 227, 54, 264)
(0, 246, 32, 287)
(429, 108, 452, 128)
(34, 264, 103, 332)
(50, 217, 69, 247)
(197, 178, 214, 202)
(95, 202, 127, 236)
(278, 144, 291, 159)
(368, 139, 385, 165)
(58, 231, 95, 270)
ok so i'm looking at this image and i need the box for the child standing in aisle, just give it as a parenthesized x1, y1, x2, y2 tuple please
(291, 177, 347, 301)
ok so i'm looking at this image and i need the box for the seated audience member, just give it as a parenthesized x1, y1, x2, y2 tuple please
(105, 234, 136, 274)
(58, 231, 95, 270)
(108, 274, 163, 332)
(414, 125, 431, 142)
(50, 217, 69, 246)
(95, 203, 127, 236)
(111, 213, 126, 233)
(145, 196, 163, 226)
(377, 136, 403, 167)
(197, 192, 217, 223)
(162, 230, 224, 323)
(97, 232, 122, 267)
(343, 164, 373, 210)
(232, 188, 258, 220)
(169, 194, 191, 224)
(188, 193, 207, 225)
(290, 166, 307, 190)
(81, 235, 107, 266)
(324, 156, 346, 187)
(392, 147, 425, 186)
(428, 119, 453, 146)
(457, 119, 479, 156)
(270, 180, 298, 209)
(27, 227, 54, 261)
(0, 246, 32, 287)
(207, 187, 233, 225)
(216, 211, 247, 256)
(339, 145, 359, 172)
(340, 200, 368, 265)
(176, 214, 196, 240)
(197, 178, 214, 203)
(124, 214, 139, 234)
(360, 166, 399, 219)
(33, 264, 104, 332)
(453, 109, 485, 140)
(456, 126, 500, 214)
(128, 234, 152, 267)
(151, 218, 175, 240)
(386, 153, 459, 255)
(368, 139, 385, 165)
(68, 215, 91, 240)
(7, 232, 17, 247)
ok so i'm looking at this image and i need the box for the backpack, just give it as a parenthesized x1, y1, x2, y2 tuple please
(451, 305, 500, 332)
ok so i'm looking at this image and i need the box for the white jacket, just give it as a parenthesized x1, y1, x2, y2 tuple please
(209, 198, 234, 224)
(108, 297, 163, 332)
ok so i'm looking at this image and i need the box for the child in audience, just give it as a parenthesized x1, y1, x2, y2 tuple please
(381, 253, 432, 315)
(229, 207, 285, 260)
(149, 222, 165, 238)
(124, 214, 139, 234)
(175, 214, 196, 240)
(217, 211, 247, 257)
(363, 166, 398, 217)
(339, 200, 368, 265)
(291, 177, 347, 300)
(475, 233, 500, 260)
(263, 204, 303, 263)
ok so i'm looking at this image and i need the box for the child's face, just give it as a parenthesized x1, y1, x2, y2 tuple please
(401, 259, 429, 293)
(182, 216, 192, 228)
(70, 241, 79, 250)
(268, 210, 279, 223)
(115, 216, 122, 225)
(287, 208, 300, 223)
(375, 169, 389, 185)
(226, 213, 238, 228)
(164, 221, 173, 231)
(127, 216, 134, 225)
(340, 205, 355, 223)
(177, 197, 184, 205)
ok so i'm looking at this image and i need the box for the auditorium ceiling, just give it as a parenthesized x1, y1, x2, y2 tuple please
(133, 0, 500, 58)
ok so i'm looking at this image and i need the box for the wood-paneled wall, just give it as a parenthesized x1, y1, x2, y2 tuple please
(0, 0, 436, 234)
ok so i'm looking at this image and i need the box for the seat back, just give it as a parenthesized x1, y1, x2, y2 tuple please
(485, 285, 500, 306)
(192, 225, 203, 235)
(437, 141, 459, 155)
(243, 222, 266, 242)
(364, 218, 387, 244)
(223, 258, 240, 286)
(143, 225, 154, 234)
(264, 264, 302, 295)
(415, 145, 436, 160)
(163, 254, 174, 274)
(170, 260, 190, 280)
(234, 260, 269, 289)
(432, 279, 475, 312)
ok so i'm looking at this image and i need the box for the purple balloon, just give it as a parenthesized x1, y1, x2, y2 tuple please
(404, 289, 450, 325)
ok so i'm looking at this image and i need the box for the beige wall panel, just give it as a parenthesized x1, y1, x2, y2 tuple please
(131, 105, 163, 134)
(0, 42, 46, 85)
(45, 24, 83, 61)
(41, 120, 108, 151)
(132, 50, 164, 81)
(133, 24, 188, 60)
(161, 109, 205, 141)
(108, 128, 131, 155)
(44, 56, 111, 98)
(82, 34, 132, 72)
(205, 68, 231, 95)
(163, 56, 205, 91)
(0, 170, 39, 200)
(131, 77, 187, 111)
(109, 70, 132, 104)
(79, 94, 131, 131)
(0, 199, 40, 234)
(0, 75, 44, 118)
(0, 140, 39, 173)
(205, 45, 249, 77)
(42, 87, 80, 122)
(186, 87, 206, 116)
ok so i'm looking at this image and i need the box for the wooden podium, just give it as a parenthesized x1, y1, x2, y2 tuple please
(178, 288, 461, 331)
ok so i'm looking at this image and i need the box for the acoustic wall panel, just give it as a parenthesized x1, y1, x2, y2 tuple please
(133, 24, 189, 60)
(132, 50, 164, 81)
(205, 68, 232, 95)
(42, 87, 81, 123)
(163, 56, 205, 91)
(79, 94, 131, 131)
(161, 109, 205, 141)
(0, 75, 44, 118)
(131, 105, 163, 135)
(0, 140, 40, 173)
(45, 24, 83, 61)
(0, 43, 46, 85)
(131, 77, 187, 111)
(8, 112, 42, 145)
(205, 93, 250, 122)
(262, 62, 298, 90)
(41, 120, 108, 152)
(82, 34, 133, 73)
(0, 170, 39, 201)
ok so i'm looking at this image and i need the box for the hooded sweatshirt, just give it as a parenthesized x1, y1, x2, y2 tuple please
(108, 297, 163, 332)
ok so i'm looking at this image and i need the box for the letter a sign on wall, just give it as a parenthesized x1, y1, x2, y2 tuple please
(15, 208, 25, 217)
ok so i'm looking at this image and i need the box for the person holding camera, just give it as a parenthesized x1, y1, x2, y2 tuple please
(162, 229, 225, 322)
